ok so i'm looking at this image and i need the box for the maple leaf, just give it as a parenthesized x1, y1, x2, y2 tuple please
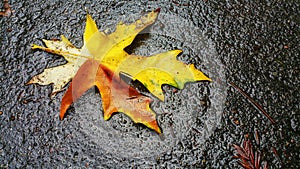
(60, 59, 161, 133)
(27, 9, 211, 133)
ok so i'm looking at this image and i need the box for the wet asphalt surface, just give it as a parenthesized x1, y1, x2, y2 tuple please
(0, 0, 299, 168)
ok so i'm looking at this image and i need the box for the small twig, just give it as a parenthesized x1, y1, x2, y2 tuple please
(228, 81, 276, 124)
(0, 0, 12, 17)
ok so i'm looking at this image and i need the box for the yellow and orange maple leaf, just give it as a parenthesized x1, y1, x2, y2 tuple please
(27, 9, 211, 133)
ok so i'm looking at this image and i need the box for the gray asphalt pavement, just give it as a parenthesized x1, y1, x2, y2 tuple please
(0, 0, 299, 168)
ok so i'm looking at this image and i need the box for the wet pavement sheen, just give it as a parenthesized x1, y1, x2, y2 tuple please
(0, 0, 299, 168)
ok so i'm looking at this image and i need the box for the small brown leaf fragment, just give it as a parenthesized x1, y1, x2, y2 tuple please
(233, 133, 269, 169)
(233, 118, 240, 125)
(254, 128, 260, 146)
(0, 0, 12, 17)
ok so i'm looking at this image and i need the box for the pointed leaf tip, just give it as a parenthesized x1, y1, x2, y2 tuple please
(31, 44, 38, 49)
(84, 13, 99, 43)
(145, 120, 162, 133)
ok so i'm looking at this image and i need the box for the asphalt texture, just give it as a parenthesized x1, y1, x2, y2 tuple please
(0, 0, 299, 168)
